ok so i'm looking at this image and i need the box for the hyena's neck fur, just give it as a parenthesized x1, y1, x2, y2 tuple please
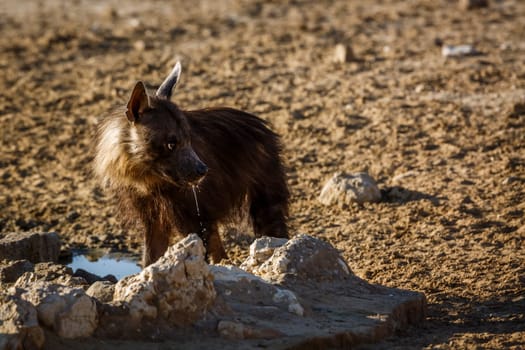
(117, 185, 178, 237)
(94, 110, 156, 194)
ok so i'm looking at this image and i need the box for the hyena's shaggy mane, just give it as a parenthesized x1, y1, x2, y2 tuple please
(93, 108, 177, 237)
(94, 108, 159, 193)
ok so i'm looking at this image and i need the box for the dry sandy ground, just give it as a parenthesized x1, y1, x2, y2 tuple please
(1, 0, 524, 348)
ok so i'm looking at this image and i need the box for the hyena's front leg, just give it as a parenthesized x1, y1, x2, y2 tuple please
(143, 222, 170, 267)
(201, 223, 227, 264)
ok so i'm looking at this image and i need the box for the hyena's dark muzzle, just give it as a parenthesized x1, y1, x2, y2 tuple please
(175, 147, 208, 185)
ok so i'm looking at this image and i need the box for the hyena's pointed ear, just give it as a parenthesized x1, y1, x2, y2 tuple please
(155, 61, 181, 100)
(126, 81, 150, 122)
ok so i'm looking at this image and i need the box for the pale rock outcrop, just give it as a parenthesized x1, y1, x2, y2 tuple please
(0, 232, 60, 263)
(210, 265, 304, 316)
(112, 234, 215, 326)
(0, 232, 426, 348)
(240, 236, 288, 272)
(245, 234, 352, 284)
(0, 293, 45, 350)
(19, 282, 98, 339)
(14, 262, 85, 289)
(0, 260, 34, 284)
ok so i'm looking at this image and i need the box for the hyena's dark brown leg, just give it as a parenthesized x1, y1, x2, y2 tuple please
(143, 222, 170, 266)
(201, 223, 227, 264)
(249, 189, 289, 239)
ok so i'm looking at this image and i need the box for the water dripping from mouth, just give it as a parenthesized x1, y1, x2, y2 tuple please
(191, 185, 201, 217)
(191, 185, 207, 237)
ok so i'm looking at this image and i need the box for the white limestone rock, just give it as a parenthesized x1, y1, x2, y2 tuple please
(319, 172, 381, 206)
(0, 293, 45, 350)
(113, 234, 215, 326)
(240, 236, 288, 272)
(210, 265, 304, 317)
(0, 232, 60, 263)
(20, 282, 98, 339)
(246, 234, 352, 284)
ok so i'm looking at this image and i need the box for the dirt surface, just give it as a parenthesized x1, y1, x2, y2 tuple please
(1, 0, 524, 348)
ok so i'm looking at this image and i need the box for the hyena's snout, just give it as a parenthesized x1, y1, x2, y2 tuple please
(193, 159, 208, 179)
(179, 147, 208, 184)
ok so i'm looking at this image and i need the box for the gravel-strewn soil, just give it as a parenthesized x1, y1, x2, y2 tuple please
(1, 0, 524, 348)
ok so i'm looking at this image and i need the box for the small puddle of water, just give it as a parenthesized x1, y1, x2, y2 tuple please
(67, 250, 142, 280)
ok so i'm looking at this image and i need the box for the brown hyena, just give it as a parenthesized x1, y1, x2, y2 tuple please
(94, 62, 289, 266)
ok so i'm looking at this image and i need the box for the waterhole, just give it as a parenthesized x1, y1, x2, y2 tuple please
(66, 250, 141, 280)
(64, 187, 204, 281)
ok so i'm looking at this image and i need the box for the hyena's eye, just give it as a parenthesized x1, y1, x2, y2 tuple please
(165, 136, 178, 151)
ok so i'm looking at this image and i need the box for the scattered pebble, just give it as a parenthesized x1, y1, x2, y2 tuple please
(441, 45, 480, 58)
(459, 0, 489, 10)
(392, 171, 418, 183)
(414, 84, 425, 93)
(502, 176, 523, 185)
(333, 43, 355, 63)
(99, 5, 118, 20)
(127, 18, 142, 29)
(133, 40, 146, 52)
